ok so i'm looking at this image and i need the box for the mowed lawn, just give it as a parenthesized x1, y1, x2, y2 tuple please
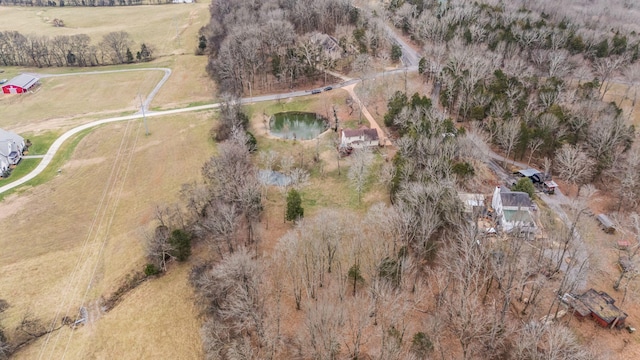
(0, 112, 214, 359)
(0, 70, 164, 133)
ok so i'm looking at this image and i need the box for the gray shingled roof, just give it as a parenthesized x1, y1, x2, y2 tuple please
(499, 189, 532, 208)
(0, 128, 24, 144)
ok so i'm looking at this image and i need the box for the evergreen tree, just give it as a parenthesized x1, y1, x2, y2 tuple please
(168, 229, 191, 262)
(286, 189, 304, 222)
(125, 47, 134, 63)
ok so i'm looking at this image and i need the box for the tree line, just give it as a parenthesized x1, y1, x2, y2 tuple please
(0, 30, 153, 67)
(0, 0, 173, 6)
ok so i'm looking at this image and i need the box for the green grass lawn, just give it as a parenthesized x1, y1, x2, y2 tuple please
(22, 131, 61, 155)
(0, 128, 91, 201)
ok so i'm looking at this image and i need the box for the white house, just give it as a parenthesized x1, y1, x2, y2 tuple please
(491, 186, 536, 233)
(0, 129, 25, 174)
(340, 128, 379, 149)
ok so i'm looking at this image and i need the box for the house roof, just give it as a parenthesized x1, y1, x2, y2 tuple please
(4, 74, 39, 89)
(0, 128, 24, 144)
(576, 289, 627, 324)
(517, 168, 541, 177)
(499, 189, 532, 208)
(343, 128, 379, 141)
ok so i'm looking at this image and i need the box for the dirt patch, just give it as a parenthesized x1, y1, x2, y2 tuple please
(0, 193, 31, 221)
(63, 157, 107, 170)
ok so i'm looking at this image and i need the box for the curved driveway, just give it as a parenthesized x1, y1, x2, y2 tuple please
(0, 77, 364, 194)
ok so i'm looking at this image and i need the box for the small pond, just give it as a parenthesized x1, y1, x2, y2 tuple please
(269, 111, 329, 140)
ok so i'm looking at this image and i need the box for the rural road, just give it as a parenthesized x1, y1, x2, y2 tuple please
(0, 77, 365, 194)
(383, 20, 421, 68)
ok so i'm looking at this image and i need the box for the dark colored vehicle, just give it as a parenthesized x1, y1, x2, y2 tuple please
(311, 89, 321, 94)
(324, 86, 333, 91)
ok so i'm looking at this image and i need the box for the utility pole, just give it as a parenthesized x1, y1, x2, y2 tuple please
(139, 94, 150, 136)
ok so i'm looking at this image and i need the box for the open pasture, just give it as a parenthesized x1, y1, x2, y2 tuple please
(0, 70, 164, 133)
(0, 111, 214, 358)
(0, 3, 209, 57)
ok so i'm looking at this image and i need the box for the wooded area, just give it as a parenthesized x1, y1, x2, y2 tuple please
(0, 31, 153, 67)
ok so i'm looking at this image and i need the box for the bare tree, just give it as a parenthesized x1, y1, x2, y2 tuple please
(513, 322, 594, 360)
(99, 31, 132, 64)
(145, 223, 174, 272)
(554, 144, 595, 192)
(348, 148, 374, 203)
(496, 118, 521, 167)
(593, 55, 628, 100)
(0, 300, 9, 360)
(527, 137, 544, 165)
(192, 248, 265, 358)
(587, 110, 634, 172)
(614, 147, 640, 209)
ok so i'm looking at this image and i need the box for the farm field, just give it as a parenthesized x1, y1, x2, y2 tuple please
(0, 112, 214, 358)
(0, 4, 208, 57)
(0, 2, 215, 127)
(0, 70, 164, 133)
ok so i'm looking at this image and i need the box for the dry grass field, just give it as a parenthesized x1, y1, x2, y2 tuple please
(0, 112, 214, 359)
(0, 4, 217, 358)
(0, 3, 215, 114)
(0, 4, 209, 57)
(0, 70, 164, 133)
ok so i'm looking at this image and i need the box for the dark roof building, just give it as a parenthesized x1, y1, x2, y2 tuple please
(566, 289, 627, 328)
(499, 187, 532, 208)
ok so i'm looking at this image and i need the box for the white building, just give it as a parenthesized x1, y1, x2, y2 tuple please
(0, 129, 25, 174)
(340, 128, 379, 149)
(491, 186, 536, 233)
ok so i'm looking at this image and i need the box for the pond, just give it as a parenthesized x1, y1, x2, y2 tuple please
(269, 111, 329, 140)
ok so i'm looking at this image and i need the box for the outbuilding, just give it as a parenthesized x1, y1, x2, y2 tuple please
(1, 74, 40, 94)
(596, 214, 616, 234)
(564, 289, 627, 329)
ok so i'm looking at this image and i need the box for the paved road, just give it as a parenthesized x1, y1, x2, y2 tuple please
(1, 20, 425, 195)
(0, 78, 362, 194)
(383, 22, 420, 67)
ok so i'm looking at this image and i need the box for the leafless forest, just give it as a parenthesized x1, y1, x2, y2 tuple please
(145, 0, 640, 359)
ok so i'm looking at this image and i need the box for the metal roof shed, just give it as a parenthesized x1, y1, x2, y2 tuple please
(1, 74, 39, 94)
(596, 214, 616, 234)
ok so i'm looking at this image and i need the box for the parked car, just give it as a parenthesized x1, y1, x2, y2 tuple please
(311, 89, 321, 94)
(324, 86, 333, 91)
(0, 79, 7, 84)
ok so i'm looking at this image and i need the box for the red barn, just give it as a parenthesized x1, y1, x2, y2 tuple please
(2, 74, 40, 94)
